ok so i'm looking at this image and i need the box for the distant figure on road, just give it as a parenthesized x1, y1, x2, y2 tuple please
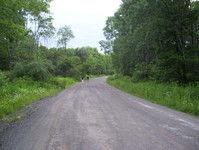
(81, 76, 84, 83)
(86, 76, 89, 82)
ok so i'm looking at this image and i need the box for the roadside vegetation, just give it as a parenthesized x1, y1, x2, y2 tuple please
(107, 75, 199, 116)
(0, 73, 78, 118)
(0, 0, 114, 119)
(1, 0, 198, 119)
(101, 1, 199, 85)
(101, 1, 199, 116)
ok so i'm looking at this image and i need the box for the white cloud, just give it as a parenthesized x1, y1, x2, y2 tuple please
(49, 0, 122, 49)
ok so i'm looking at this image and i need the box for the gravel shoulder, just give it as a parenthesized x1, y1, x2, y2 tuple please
(0, 77, 199, 150)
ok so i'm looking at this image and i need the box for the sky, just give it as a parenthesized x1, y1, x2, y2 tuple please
(49, 0, 122, 50)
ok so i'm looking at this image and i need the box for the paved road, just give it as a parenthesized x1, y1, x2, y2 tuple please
(1, 77, 199, 150)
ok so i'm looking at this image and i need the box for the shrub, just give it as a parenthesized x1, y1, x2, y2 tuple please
(10, 59, 54, 81)
(0, 71, 8, 86)
(26, 61, 50, 81)
(10, 62, 26, 79)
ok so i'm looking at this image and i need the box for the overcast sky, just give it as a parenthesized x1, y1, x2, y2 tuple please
(49, 0, 122, 50)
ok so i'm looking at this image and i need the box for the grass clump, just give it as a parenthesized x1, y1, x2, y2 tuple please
(107, 75, 199, 116)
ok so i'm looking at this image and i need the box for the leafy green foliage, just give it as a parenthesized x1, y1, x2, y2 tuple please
(26, 60, 53, 81)
(9, 59, 54, 81)
(10, 62, 26, 78)
(57, 26, 75, 50)
(103, 0, 199, 84)
(0, 0, 114, 79)
(56, 56, 81, 77)
(107, 75, 199, 116)
(0, 76, 78, 118)
(49, 46, 114, 77)
(0, 0, 114, 119)
(0, 71, 8, 86)
(0, 0, 53, 69)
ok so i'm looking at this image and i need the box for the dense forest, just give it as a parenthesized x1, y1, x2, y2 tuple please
(0, 0, 114, 81)
(100, 0, 199, 84)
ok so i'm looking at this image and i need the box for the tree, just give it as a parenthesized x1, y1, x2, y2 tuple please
(74, 47, 90, 63)
(0, 0, 53, 70)
(99, 40, 113, 54)
(57, 26, 75, 51)
(31, 15, 55, 48)
(102, 0, 199, 84)
(56, 56, 81, 77)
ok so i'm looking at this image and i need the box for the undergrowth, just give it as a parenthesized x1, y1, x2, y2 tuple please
(107, 75, 199, 116)
(0, 77, 78, 118)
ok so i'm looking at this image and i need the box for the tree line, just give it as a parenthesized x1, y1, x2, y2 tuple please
(0, 0, 114, 81)
(100, 0, 199, 84)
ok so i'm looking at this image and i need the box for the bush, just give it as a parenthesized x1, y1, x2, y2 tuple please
(10, 62, 26, 79)
(26, 61, 51, 81)
(10, 59, 54, 81)
(0, 71, 8, 86)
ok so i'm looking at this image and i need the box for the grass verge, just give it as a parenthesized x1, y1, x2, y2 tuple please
(107, 75, 199, 116)
(0, 77, 78, 119)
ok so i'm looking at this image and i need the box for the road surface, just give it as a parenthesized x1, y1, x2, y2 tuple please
(0, 77, 199, 150)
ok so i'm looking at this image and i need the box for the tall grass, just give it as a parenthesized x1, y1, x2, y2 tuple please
(0, 77, 78, 118)
(107, 75, 199, 116)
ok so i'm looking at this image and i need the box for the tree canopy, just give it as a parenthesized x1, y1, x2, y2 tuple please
(0, 0, 53, 70)
(102, 0, 199, 84)
(0, 0, 114, 81)
(57, 26, 75, 50)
